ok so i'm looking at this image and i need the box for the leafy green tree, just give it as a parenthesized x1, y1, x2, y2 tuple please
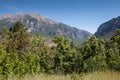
(22, 52, 41, 74)
(0, 27, 9, 39)
(0, 44, 7, 77)
(53, 35, 76, 73)
(1, 21, 31, 54)
(0, 44, 19, 78)
(79, 36, 107, 72)
(31, 36, 54, 73)
(106, 29, 120, 71)
(9, 21, 25, 33)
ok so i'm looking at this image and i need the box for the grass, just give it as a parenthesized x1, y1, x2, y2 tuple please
(7, 70, 120, 80)
(8, 74, 71, 80)
(83, 70, 120, 80)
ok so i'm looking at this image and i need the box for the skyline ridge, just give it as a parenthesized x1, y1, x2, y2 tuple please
(0, 0, 120, 33)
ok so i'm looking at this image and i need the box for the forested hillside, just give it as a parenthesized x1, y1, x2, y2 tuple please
(0, 22, 120, 79)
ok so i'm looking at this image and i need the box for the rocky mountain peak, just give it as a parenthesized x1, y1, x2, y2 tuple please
(95, 16, 120, 39)
(0, 13, 92, 44)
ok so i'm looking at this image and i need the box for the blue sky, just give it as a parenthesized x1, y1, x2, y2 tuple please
(0, 0, 120, 33)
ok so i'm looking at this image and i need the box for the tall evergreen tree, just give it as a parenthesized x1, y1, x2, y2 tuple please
(1, 21, 31, 54)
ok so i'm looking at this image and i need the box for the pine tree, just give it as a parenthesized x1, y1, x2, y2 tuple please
(1, 21, 31, 54)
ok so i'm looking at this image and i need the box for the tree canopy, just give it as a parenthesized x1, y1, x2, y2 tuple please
(0, 22, 120, 79)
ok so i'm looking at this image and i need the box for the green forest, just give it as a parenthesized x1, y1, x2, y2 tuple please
(0, 21, 120, 79)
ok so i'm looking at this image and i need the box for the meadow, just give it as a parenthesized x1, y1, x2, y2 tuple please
(8, 70, 120, 80)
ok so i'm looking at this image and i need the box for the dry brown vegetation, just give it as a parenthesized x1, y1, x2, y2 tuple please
(8, 70, 120, 80)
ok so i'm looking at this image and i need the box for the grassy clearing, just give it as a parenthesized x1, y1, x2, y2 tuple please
(84, 70, 120, 80)
(8, 74, 71, 80)
(7, 70, 120, 80)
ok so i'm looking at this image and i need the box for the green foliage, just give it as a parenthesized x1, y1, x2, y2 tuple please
(53, 35, 76, 73)
(9, 21, 25, 33)
(78, 36, 107, 72)
(1, 21, 31, 54)
(0, 22, 120, 79)
(30, 36, 54, 73)
(106, 29, 120, 71)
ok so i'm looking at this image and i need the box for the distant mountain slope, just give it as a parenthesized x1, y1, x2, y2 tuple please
(0, 14, 92, 44)
(95, 16, 120, 39)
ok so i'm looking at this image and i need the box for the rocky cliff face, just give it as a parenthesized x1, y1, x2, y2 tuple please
(0, 13, 92, 44)
(95, 16, 120, 39)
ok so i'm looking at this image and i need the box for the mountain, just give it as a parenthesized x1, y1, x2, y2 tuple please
(0, 13, 92, 44)
(95, 16, 120, 39)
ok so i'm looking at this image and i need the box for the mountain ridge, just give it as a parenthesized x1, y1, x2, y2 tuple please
(0, 13, 92, 44)
(95, 16, 120, 39)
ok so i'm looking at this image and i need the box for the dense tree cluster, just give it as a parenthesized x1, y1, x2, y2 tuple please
(0, 21, 120, 79)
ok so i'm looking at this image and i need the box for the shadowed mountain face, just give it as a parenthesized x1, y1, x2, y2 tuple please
(0, 14, 92, 44)
(95, 16, 120, 39)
